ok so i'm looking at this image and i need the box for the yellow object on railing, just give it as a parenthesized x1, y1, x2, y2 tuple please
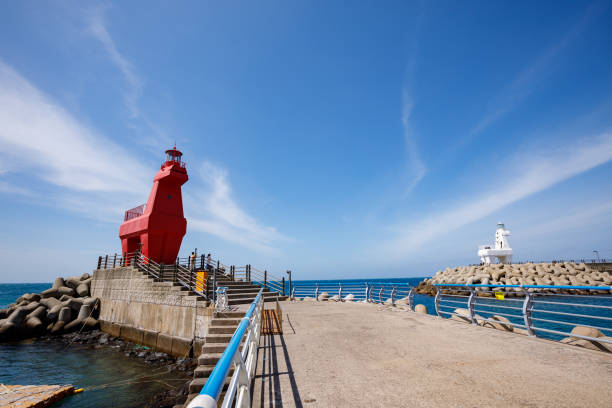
(494, 292, 505, 300)
(196, 271, 207, 292)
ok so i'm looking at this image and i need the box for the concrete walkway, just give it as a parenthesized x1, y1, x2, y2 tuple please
(251, 301, 612, 408)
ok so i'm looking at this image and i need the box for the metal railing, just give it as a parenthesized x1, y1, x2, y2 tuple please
(124, 204, 146, 221)
(467, 259, 609, 266)
(187, 288, 265, 408)
(290, 282, 416, 309)
(434, 284, 612, 343)
(96, 252, 288, 303)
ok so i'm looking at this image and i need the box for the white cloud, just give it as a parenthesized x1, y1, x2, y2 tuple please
(87, 8, 142, 118)
(522, 201, 612, 237)
(468, 3, 600, 138)
(186, 162, 291, 254)
(0, 60, 149, 194)
(380, 131, 612, 259)
(401, 91, 426, 196)
(0, 59, 288, 252)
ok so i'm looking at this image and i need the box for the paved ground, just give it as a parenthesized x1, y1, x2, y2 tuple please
(251, 300, 612, 408)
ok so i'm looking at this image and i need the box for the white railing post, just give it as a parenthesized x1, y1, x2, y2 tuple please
(467, 286, 478, 325)
(391, 286, 396, 306)
(408, 287, 414, 311)
(522, 287, 536, 336)
(434, 286, 441, 316)
(338, 283, 343, 301)
(315, 283, 319, 301)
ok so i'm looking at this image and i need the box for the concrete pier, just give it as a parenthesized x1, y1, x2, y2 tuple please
(252, 301, 612, 407)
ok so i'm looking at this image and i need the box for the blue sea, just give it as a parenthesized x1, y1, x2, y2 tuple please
(0, 283, 182, 408)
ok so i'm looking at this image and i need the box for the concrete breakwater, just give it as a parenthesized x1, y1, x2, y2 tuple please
(416, 262, 612, 295)
(91, 266, 214, 358)
(0, 274, 99, 341)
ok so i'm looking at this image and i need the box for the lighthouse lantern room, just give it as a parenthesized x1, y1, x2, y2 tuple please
(119, 146, 188, 264)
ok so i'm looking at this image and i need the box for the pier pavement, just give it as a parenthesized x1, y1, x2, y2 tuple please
(251, 301, 612, 407)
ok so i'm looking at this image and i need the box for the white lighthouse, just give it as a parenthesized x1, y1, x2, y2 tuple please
(478, 222, 513, 264)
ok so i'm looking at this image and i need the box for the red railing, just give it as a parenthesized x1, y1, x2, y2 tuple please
(124, 204, 146, 221)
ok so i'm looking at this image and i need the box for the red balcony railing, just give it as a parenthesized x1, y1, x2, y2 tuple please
(124, 204, 146, 221)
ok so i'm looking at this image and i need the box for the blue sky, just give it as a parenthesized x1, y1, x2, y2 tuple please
(1, 1, 612, 283)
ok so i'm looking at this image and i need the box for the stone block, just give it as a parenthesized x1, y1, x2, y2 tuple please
(100, 320, 121, 337)
(121, 325, 144, 345)
(143, 329, 159, 349)
(156, 333, 173, 355)
(171, 336, 193, 358)
(193, 337, 206, 357)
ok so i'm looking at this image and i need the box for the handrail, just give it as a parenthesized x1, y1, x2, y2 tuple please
(187, 288, 265, 408)
(434, 283, 612, 344)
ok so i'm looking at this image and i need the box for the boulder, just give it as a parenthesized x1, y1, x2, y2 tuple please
(64, 317, 99, 332)
(76, 304, 93, 321)
(318, 292, 329, 301)
(76, 283, 90, 297)
(483, 315, 513, 332)
(343, 294, 355, 301)
(25, 317, 44, 332)
(81, 273, 91, 280)
(329, 295, 340, 302)
(47, 304, 63, 321)
(39, 297, 61, 309)
(64, 277, 82, 289)
(52, 277, 66, 289)
(56, 287, 75, 297)
(6, 307, 29, 326)
(26, 305, 48, 321)
(570, 326, 603, 340)
(57, 306, 72, 323)
(451, 308, 484, 324)
(414, 304, 428, 314)
(0, 309, 8, 319)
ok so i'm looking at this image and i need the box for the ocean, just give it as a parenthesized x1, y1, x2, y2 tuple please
(0, 283, 182, 408)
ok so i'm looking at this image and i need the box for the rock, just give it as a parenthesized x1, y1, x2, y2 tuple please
(56, 286, 75, 297)
(76, 304, 93, 321)
(483, 315, 513, 332)
(26, 305, 48, 321)
(64, 277, 82, 289)
(343, 294, 355, 301)
(51, 321, 66, 334)
(25, 317, 44, 332)
(64, 317, 99, 332)
(67, 298, 84, 312)
(81, 273, 91, 280)
(76, 283, 90, 297)
(318, 292, 329, 301)
(451, 308, 484, 324)
(52, 277, 66, 289)
(0, 309, 8, 319)
(57, 306, 72, 323)
(6, 307, 29, 326)
(570, 325, 603, 340)
(39, 297, 61, 309)
(414, 304, 428, 314)
(329, 295, 340, 302)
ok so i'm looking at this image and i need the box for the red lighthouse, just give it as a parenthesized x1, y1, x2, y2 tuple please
(119, 147, 188, 264)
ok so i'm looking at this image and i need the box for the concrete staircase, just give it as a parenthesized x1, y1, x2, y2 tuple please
(178, 311, 245, 407)
(213, 274, 288, 305)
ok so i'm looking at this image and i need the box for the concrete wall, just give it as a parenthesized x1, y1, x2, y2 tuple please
(91, 267, 212, 357)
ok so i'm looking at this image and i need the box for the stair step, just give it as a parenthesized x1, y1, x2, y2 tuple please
(208, 326, 237, 334)
(214, 311, 245, 318)
(189, 376, 232, 393)
(197, 352, 223, 366)
(229, 295, 287, 305)
(204, 334, 234, 343)
(194, 364, 235, 378)
(210, 318, 242, 326)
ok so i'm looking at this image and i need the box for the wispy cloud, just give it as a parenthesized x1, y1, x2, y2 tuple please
(522, 201, 612, 237)
(0, 59, 288, 252)
(466, 3, 602, 141)
(0, 60, 149, 194)
(380, 130, 612, 259)
(401, 91, 426, 196)
(187, 162, 291, 254)
(87, 7, 142, 118)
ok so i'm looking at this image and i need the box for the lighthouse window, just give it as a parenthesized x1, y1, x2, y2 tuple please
(168, 195, 172, 199)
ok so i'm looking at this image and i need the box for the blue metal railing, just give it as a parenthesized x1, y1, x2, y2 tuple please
(434, 284, 612, 343)
(187, 287, 265, 408)
(290, 282, 416, 308)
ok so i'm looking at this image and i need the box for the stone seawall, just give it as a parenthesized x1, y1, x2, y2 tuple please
(91, 267, 213, 357)
(416, 262, 612, 296)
